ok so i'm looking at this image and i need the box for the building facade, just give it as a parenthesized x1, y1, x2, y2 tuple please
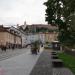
(0, 25, 22, 49)
(18, 23, 58, 46)
(24, 24, 58, 44)
(44, 32, 58, 43)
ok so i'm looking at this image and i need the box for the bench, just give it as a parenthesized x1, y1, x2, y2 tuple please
(52, 59, 64, 68)
(52, 56, 59, 59)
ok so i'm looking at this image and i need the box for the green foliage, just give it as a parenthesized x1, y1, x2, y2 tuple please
(58, 52, 75, 74)
(44, 0, 64, 25)
(44, 0, 75, 46)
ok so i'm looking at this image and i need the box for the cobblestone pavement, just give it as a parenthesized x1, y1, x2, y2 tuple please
(0, 48, 30, 61)
(30, 50, 52, 75)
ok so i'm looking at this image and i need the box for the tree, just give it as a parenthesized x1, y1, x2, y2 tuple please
(44, 0, 64, 25)
(44, 0, 75, 47)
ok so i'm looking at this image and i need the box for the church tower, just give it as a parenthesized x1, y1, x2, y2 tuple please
(23, 21, 27, 30)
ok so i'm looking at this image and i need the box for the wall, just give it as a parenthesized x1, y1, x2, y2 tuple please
(0, 31, 22, 48)
(0, 32, 5, 45)
(45, 32, 58, 43)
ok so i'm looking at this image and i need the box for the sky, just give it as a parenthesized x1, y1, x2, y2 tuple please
(0, 0, 47, 26)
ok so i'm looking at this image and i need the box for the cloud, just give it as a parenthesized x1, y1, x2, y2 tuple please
(0, 0, 47, 25)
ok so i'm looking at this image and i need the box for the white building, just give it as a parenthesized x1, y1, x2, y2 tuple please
(25, 33, 45, 45)
(39, 33, 45, 44)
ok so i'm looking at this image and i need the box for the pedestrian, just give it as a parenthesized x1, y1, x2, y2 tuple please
(12, 46, 14, 50)
(1, 45, 6, 52)
(1, 45, 3, 51)
(3, 46, 6, 51)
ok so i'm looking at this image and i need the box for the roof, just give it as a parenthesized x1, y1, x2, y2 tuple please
(0, 25, 9, 32)
(0, 25, 21, 37)
(26, 24, 58, 30)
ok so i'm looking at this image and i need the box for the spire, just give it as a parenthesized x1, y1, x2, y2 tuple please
(24, 21, 26, 25)
(23, 20, 27, 29)
(17, 24, 19, 28)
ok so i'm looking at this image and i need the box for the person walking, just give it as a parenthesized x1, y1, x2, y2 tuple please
(1, 45, 6, 52)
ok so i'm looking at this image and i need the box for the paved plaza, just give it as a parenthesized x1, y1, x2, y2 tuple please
(0, 47, 43, 75)
(0, 47, 74, 75)
(0, 48, 30, 61)
(30, 50, 52, 75)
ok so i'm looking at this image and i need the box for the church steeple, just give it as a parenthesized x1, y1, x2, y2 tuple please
(23, 20, 27, 30)
(24, 21, 26, 25)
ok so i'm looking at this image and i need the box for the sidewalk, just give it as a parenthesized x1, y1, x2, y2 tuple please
(30, 50, 74, 75)
(30, 50, 52, 75)
(0, 48, 73, 75)
(0, 47, 44, 75)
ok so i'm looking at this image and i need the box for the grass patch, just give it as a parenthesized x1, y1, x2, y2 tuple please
(58, 52, 75, 74)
